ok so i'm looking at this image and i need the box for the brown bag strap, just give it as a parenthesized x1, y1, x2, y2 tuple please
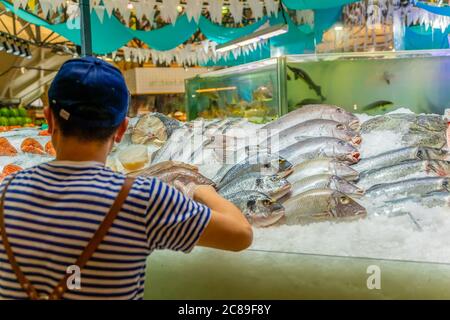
(0, 176, 136, 300)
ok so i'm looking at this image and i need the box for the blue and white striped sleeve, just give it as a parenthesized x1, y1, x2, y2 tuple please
(144, 178, 211, 253)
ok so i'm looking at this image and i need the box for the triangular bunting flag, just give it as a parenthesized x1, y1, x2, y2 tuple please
(94, 5, 106, 23)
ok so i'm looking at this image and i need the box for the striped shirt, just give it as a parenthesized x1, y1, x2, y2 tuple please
(0, 161, 211, 300)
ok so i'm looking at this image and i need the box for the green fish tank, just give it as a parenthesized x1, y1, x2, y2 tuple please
(185, 50, 450, 122)
(185, 58, 286, 124)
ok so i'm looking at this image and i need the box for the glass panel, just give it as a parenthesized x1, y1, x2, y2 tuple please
(286, 50, 450, 115)
(145, 248, 450, 299)
(185, 59, 279, 123)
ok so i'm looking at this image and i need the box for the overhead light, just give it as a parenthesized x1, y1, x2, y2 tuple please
(19, 42, 27, 58)
(215, 24, 288, 53)
(176, 5, 183, 12)
(127, 2, 134, 9)
(0, 34, 5, 51)
(334, 23, 344, 31)
(11, 39, 20, 56)
(20, 67, 26, 74)
(5, 37, 13, 54)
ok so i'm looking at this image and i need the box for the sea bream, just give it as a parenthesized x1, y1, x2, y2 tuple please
(260, 119, 361, 152)
(352, 147, 450, 173)
(261, 104, 360, 132)
(284, 174, 365, 199)
(363, 177, 450, 202)
(282, 189, 367, 225)
(358, 160, 450, 189)
(288, 159, 360, 183)
(131, 113, 182, 147)
(218, 173, 291, 200)
(214, 154, 293, 188)
(279, 137, 361, 166)
(225, 191, 285, 227)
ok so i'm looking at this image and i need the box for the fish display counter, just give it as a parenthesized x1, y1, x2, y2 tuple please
(186, 50, 450, 123)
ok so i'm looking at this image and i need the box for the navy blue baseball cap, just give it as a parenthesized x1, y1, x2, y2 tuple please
(48, 56, 129, 128)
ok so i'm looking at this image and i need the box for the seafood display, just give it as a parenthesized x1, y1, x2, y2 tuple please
(0, 103, 448, 233)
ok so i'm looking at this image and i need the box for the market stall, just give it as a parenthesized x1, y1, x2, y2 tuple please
(1, 0, 450, 301)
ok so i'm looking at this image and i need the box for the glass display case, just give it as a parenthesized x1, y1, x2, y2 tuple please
(185, 58, 287, 123)
(186, 49, 450, 122)
(286, 50, 450, 115)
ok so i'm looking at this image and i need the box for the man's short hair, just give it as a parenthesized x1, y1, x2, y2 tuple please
(52, 104, 120, 141)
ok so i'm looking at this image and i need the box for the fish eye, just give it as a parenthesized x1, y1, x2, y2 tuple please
(336, 108, 343, 113)
(279, 158, 286, 163)
(340, 196, 350, 204)
(247, 200, 256, 208)
(338, 140, 345, 146)
(262, 199, 272, 206)
(417, 150, 423, 157)
(336, 124, 345, 130)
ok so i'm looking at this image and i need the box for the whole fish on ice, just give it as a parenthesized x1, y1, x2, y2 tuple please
(282, 189, 367, 225)
(225, 190, 285, 227)
(218, 173, 291, 200)
(284, 174, 365, 199)
(262, 104, 360, 132)
(260, 119, 361, 151)
(352, 147, 449, 172)
(279, 137, 361, 166)
(288, 159, 360, 183)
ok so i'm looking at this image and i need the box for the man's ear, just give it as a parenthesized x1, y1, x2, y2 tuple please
(44, 107, 54, 134)
(114, 118, 129, 143)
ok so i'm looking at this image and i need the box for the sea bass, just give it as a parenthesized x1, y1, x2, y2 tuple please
(361, 113, 447, 148)
(288, 159, 360, 183)
(225, 191, 285, 227)
(285, 174, 365, 199)
(364, 177, 450, 202)
(262, 104, 360, 132)
(358, 160, 450, 189)
(282, 189, 367, 225)
(372, 192, 450, 217)
(279, 137, 361, 166)
(260, 119, 361, 151)
(352, 147, 449, 173)
(218, 173, 291, 200)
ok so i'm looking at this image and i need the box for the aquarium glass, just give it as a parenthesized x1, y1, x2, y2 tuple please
(185, 58, 280, 123)
(287, 50, 450, 115)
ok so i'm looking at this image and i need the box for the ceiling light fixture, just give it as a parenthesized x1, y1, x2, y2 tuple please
(215, 24, 288, 53)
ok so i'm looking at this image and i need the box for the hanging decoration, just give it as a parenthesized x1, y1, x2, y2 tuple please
(185, 0, 203, 23)
(207, 0, 223, 24)
(229, 0, 245, 23)
(248, 0, 264, 20)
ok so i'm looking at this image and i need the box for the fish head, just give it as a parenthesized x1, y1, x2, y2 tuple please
(426, 160, 450, 177)
(332, 107, 361, 131)
(332, 161, 360, 180)
(330, 191, 367, 219)
(443, 179, 450, 192)
(333, 140, 361, 164)
(329, 176, 365, 197)
(334, 123, 362, 145)
(256, 176, 292, 199)
(244, 195, 285, 228)
(417, 147, 449, 161)
(276, 157, 294, 177)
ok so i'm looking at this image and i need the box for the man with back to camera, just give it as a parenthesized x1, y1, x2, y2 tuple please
(0, 56, 253, 300)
